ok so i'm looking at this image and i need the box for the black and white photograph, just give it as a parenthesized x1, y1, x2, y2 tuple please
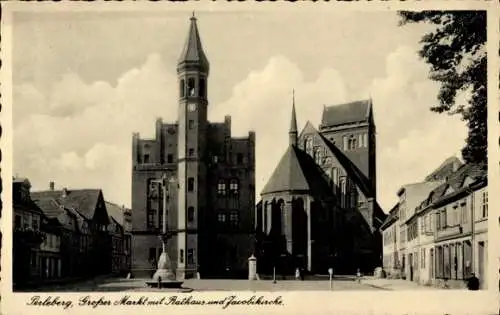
(1, 2, 498, 315)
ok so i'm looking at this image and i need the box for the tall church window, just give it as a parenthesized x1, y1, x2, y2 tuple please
(217, 179, 226, 196)
(350, 184, 358, 208)
(363, 133, 368, 148)
(188, 78, 196, 96)
(343, 136, 348, 150)
(199, 78, 206, 98)
(313, 147, 321, 164)
(347, 136, 357, 150)
(305, 136, 313, 155)
(229, 179, 239, 195)
(188, 177, 195, 192)
(358, 134, 363, 148)
(340, 178, 346, 208)
(188, 207, 195, 222)
(180, 79, 185, 98)
(179, 249, 184, 263)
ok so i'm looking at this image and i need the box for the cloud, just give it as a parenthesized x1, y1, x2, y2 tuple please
(14, 47, 467, 212)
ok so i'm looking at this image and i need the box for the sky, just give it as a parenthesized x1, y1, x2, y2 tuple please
(12, 9, 468, 211)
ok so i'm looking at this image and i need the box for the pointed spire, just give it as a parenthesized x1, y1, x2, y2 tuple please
(289, 89, 298, 146)
(178, 13, 210, 73)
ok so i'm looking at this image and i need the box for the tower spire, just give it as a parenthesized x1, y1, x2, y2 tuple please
(289, 89, 298, 146)
(177, 14, 210, 73)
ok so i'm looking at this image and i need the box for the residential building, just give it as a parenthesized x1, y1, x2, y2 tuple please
(380, 203, 399, 276)
(32, 183, 112, 277)
(13, 178, 46, 287)
(258, 96, 386, 274)
(131, 15, 255, 279)
(106, 201, 132, 274)
(415, 163, 487, 288)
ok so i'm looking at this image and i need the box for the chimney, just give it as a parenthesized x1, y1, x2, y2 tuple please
(49, 181, 55, 191)
(62, 188, 68, 198)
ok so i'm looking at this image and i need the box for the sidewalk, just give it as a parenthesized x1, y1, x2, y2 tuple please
(360, 278, 446, 290)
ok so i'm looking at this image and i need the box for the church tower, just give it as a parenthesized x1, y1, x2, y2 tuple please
(176, 13, 210, 279)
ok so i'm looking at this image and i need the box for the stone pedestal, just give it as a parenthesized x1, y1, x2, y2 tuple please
(248, 255, 257, 280)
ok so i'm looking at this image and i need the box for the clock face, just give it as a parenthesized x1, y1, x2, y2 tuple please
(187, 103, 197, 112)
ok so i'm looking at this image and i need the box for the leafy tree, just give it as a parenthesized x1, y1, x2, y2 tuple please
(399, 11, 487, 164)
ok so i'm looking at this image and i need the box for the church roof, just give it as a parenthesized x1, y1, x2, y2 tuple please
(321, 99, 371, 127)
(177, 15, 210, 72)
(261, 145, 330, 195)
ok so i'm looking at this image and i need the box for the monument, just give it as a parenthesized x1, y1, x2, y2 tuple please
(146, 174, 183, 289)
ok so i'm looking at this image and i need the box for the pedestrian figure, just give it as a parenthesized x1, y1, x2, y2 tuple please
(466, 273, 480, 290)
(295, 268, 300, 280)
(443, 277, 449, 289)
(356, 268, 361, 283)
(300, 267, 304, 281)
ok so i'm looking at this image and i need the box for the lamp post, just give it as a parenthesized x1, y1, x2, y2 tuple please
(146, 174, 183, 288)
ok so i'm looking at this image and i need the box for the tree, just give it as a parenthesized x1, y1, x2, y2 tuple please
(399, 11, 487, 164)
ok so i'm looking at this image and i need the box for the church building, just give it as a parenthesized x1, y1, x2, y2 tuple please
(256, 96, 386, 275)
(131, 15, 255, 279)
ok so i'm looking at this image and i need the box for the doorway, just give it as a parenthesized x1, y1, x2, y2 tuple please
(478, 241, 485, 288)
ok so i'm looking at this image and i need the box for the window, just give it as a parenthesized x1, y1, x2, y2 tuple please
(188, 207, 195, 222)
(217, 179, 226, 196)
(179, 249, 184, 263)
(229, 179, 239, 195)
(143, 154, 150, 164)
(230, 211, 239, 225)
(167, 154, 173, 163)
(189, 120, 194, 129)
(305, 137, 313, 155)
(331, 167, 339, 186)
(343, 136, 348, 150)
(187, 248, 195, 265)
(188, 148, 194, 157)
(237, 153, 244, 164)
(218, 212, 226, 223)
(149, 248, 157, 262)
(358, 134, 363, 148)
(188, 178, 195, 192)
(482, 191, 488, 218)
(32, 215, 40, 231)
(363, 133, 368, 148)
(15, 215, 21, 229)
(199, 78, 206, 98)
(340, 178, 346, 208)
(180, 79, 185, 98)
(187, 78, 196, 96)
(461, 202, 467, 224)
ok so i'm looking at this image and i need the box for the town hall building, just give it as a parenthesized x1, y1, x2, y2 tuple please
(256, 97, 387, 275)
(131, 15, 255, 279)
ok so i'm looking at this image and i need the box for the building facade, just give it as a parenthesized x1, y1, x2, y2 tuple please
(381, 162, 488, 289)
(256, 98, 386, 275)
(131, 15, 255, 279)
(106, 202, 133, 275)
(381, 203, 399, 276)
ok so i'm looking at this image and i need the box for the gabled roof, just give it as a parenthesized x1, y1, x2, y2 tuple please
(177, 15, 210, 72)
(416, 163, 487, 214)
(318, 133, 374, 198)
(320, 99, 371, 128)
(105, 201, 126, 227)
(424, 156, 463, 182)
(261, 145, 331, 196)
(31, 189, 102, 221)
(380, 203, 399, 231)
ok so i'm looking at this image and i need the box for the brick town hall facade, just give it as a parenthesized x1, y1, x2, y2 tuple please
(131, 16, 256, 279)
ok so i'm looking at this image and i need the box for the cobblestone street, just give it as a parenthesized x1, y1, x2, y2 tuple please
(20, 275, 453, 292)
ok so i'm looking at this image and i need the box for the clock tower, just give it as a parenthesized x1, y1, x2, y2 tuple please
(176, 13, 209, 279)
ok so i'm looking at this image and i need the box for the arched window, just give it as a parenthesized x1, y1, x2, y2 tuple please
(180, 79, 185, 98)
(363, 133, 368, 148)
(305, 136, 313, 155)
(199, 78, 206, 98)
(343, 136, 348, 150)
(358, 134, 363, 148)
(340, 178, 346, 208)
(187, 78, 196, 97)
(188, 177, 195, 192)
(331, 167, 339, 186)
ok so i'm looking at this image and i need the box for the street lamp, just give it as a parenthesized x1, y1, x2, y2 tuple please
(146, 174, 183, 288)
